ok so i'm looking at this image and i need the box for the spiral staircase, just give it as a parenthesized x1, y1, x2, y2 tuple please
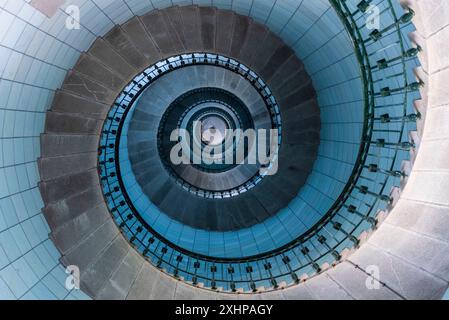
(0, 0, 449, 300)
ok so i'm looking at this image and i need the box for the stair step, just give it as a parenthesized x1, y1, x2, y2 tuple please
(128, 146, 159, 167)
(129, 108, 162, 124)
(140, 10, 181, 56)
(252, 112, 272, 129)
(249, 33, 283, 72)
(260, 44, 294, 82)
(104, 25, 149, 70)
(213, 200, 239, 231)
(223, 67, 244, 91)
(268, 170, 309, 197)
(45, 111, 102, 134)
(223, 72, 247, 96)
(230, 15, 250, 59)
(81, 236, 129, 299)
(281, 98, 320, 121)
(150, 73, 192, 102)
(43, 187, 104, 231)
(203, 200, 219, 230)
(88, 38, 136, 80)
(127, 131, 158, 150)
(283, 116, 321, 145)
(73, 53, 126, 91)
(128, 118, 160, 138)
(197, 200, 221, 231)
(146, 177, 176, 206)
(41, 134, 99, 157)
(61, 71, 116, 105)
(230, 193, 269, 228)
(180, 5, 202, 52)
(200, 7, 216, 52)
(279, 145, 319, 166)
(128, 124, 159, 140)
(172, 166, 255, 192)
(273, 70, 312, 101)
(128, 143, 159, 167)
(127, 263, 177, 300)
(215, 10, 235, 55)
(38, 152, 97, 182)
(128, 114, 161, 136)
(278, 82, 316, 112)
(161, 6, 186, 52)
(268, 54, 305, 92)
(51, 202, 111, 254)
(137, 164, 170, 191)
(178, 197, 207, 229)
(130, 156, 161, 176)
(121, 17, 161, 64)
(215, 66, 227, 87)
(238, 22, 268, 64)
(96, 249, 144, 300)
(204, 65, 222, 87)
(158, 184, 187, 220)
(51, 90, 108, 119)
(252, 180, 295, 216)
(60, 219, 119, 277)
(39, 169, 98, 203)
(244, 88, 268, 115)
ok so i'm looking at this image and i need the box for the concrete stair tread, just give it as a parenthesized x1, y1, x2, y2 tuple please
(39, 169, 98, 204)
(104, 25, 149, 70)
(121, 17, 162, 64)
(199, 7, 216, 52)
(80, 236, 130, 299)
(248, 32, 283, 71)
(278, 81, 316, 111)
(230, 15, 251, 59)
(215, 10, 236, 55)
(259, 44, 295, 82)
(126, 263, 177, 300)
(96, 249, 145, 300)
(41, 134, 99, 157)
(45, 111, 103, 135)
(88, 38, 136, 80)
(281, 98, 320, 121)
(142, 175, 175, 205)
(73, 53, 126, 91)
(252, 181, 295, 215)
(180, 5, 202, 52)
(161, 6, 187, 52)
(237, 20, 269, 64)
(51, 202, 111, 255)
(43, 186, 105, 231)
(39, 153, 97, 182)
(158, 184, 189, 219)
(61, 219, 119, 276)
(128, 144, 160, 168)
(268, 54, 305, 90)
(273, 70, 313, 101)
(51, 90, 108, 119)
(61, 71, 116, 105)
(140, 10, 181, 56)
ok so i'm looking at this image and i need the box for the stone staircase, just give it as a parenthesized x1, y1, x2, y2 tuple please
(38, 5, 320, 298)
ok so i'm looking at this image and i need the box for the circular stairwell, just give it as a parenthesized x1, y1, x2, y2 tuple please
(0, 0, 435, 300)
(36, 2, 422, 299)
